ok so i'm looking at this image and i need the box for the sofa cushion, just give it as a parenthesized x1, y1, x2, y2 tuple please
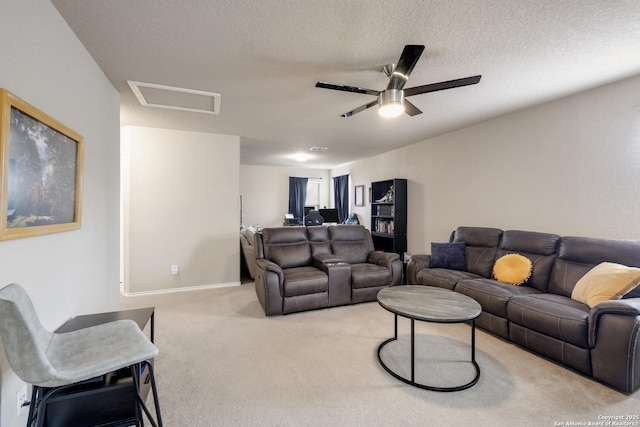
(307, 226, 332, 256)
(452, 227, 503, 277)
(350, 263, 392, 289)
(416, 269, 483, 290)
(549, 236, 640, 297)
(497, 230, 559, 292)
(262, 227, 312, 268)
(430, 242, 466, 271)
(548, 259, 593, 298)
(282, 267, 328, 297)
(329, 225, 374, 264)
(501, 230, 559, 256)
(455, 278, 540, 318)
(571, 262, 640, 308)
(507, 294, 591, 349)
(267, 242, 311, 269)
(493, 254, 532, 285)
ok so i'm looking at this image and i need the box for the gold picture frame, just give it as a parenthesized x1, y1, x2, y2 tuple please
(0, 89, 83, 240)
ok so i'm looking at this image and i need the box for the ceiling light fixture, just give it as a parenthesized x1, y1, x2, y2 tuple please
(292, 153, 312, 162)
(378, 89, 405, 118)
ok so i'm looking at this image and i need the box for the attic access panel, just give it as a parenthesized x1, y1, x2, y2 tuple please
(127, 81, 221, 115)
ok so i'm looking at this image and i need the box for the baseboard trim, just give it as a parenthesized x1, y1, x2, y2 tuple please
(122, 281, 241, 297)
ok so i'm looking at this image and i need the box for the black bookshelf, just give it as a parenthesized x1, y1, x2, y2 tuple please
(370, 178, 407, 257)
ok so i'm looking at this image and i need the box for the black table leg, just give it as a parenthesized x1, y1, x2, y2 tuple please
(411, 319, 415, 383)
(471, 319, 475, 362)
(377, 316, 480, 392)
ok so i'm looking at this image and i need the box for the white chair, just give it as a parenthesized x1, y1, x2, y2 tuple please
(0, 283, 162, 426)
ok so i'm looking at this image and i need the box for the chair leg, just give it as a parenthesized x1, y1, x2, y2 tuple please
(26, 385, 40, 427)
(146, 361, 163, 427)
(131, 361, 162, 427)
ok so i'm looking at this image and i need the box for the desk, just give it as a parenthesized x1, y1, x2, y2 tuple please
(57, 307, 155, 343)
(43, 307, 156, 427)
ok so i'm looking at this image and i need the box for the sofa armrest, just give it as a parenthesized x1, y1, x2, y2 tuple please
(367, 251, 400, 267)
(254, 259, 285, 316)
(588, 298, 640, 347)
(367, 251, 402, 285)
(589, 298, 640, 392)
(406, 254, 431, 285)
(240, 239, 257, 279)
(313, 259, 351, 307)
(256, 258, 283, 280)
(313, 253, 345, 268)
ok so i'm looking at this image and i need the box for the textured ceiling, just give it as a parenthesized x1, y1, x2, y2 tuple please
(51, 0, 640, 169)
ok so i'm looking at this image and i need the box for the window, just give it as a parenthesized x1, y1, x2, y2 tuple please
(305, 179, 321, 210)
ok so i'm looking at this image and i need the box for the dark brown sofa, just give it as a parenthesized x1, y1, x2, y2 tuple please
(254, 225, 402, 316)
(406, 226, 640, 393)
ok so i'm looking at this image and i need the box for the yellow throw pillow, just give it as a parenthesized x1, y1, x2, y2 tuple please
(493, 253, 533, 285)
(571, 262, 640, 308)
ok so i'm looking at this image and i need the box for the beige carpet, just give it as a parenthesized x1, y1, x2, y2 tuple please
(122, 284, 640, 426)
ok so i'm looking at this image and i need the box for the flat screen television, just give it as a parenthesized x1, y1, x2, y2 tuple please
(304, 206, 314, 216)
(318, 208, 339, 223)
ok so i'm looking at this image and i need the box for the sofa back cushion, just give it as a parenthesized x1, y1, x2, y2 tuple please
(452, 226, 503, 277)
(307, 226, 332, 256)
(549, 236, 640, 297)
(496, 230, 560, 292)
(329, 225, 374, 264)
(261, 227, 312, 268)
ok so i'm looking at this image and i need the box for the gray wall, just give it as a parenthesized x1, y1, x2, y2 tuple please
(0, 2, 120, 426)
(240, 165, 331, 228)
(121, 126, 241, 293)
(332, 73, 640, 252)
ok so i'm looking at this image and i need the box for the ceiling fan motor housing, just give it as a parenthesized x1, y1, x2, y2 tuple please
(379, 89, 404, 105)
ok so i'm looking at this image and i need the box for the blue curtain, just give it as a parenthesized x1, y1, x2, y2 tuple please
(333, 174, 349, 223)
(288, 177, 308, 221)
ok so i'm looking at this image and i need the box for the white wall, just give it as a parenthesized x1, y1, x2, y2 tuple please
(122, 126, 240, 293)
(240, 165, 331, 228)
(0, 2, 120, 426)
(332, 73, 640, 254)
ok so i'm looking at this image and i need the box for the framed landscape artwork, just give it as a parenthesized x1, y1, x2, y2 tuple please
(0, 89, 83, 240)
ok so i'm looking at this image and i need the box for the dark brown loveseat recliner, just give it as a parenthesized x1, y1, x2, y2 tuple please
(254, 225, 402, 316)
(406, 226, 640, 393)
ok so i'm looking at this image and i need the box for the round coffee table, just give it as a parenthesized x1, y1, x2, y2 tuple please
(377, 285, 482, 392)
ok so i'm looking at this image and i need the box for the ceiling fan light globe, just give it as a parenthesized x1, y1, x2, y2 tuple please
(378, 103, 405, 118)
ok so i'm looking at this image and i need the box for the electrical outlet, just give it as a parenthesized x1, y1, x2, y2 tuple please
(170, 264, 179, 275)
(16, 384, 28, 416)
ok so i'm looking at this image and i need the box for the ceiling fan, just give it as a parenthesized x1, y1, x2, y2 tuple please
(315, 45, 481, 118)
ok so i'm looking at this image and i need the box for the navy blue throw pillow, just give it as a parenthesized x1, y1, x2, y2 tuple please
(430, 242, 467, 271)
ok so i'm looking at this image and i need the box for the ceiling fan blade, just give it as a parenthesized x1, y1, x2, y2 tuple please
(404, 75, 482, 97)
(316, 81, 380, 97)
(340, 99, 379, 117)
(387, 45, 425, 91)
(404, 99, 422, 116)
